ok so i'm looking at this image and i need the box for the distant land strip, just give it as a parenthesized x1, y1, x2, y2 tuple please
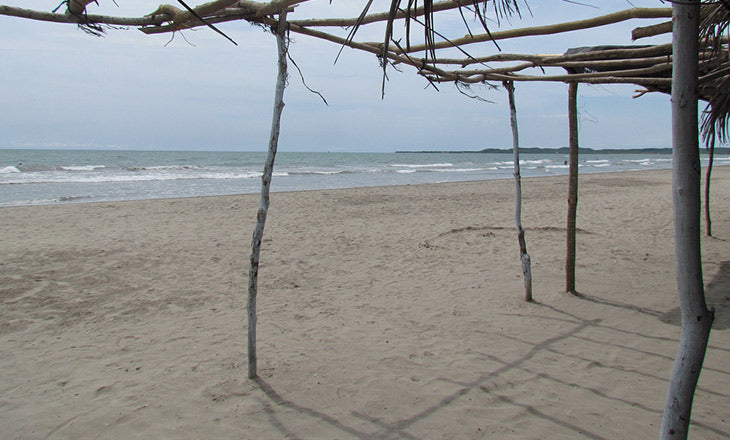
(396, 147, 730, 154)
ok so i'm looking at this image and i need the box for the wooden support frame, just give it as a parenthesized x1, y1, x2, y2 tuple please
(1, 1, 728, 436)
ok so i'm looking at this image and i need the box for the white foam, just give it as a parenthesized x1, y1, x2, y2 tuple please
(1, 166, 21, 174)
(521, 159, 553, 165)
(433, 167, 486, 173)
(391, 163, 453, 168)
(0, 198, 60, 207)
(626, 158, 653, 165)
(59, 165, 106, 171)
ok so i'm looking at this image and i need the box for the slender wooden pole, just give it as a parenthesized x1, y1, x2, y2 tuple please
(566, 82, 579, 295)
(704, 136, 714, 237)
(248, 9, 288, 380)
(660, 2, 714, 438)
(504, 81, 533, 302)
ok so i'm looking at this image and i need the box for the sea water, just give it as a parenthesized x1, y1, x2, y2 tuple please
(1, 149, 725, 207)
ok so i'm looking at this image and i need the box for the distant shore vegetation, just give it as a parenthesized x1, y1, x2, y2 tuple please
(396, 147, 730, 154)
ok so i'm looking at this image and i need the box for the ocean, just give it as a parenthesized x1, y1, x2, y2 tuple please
(1, 149, 726, 207)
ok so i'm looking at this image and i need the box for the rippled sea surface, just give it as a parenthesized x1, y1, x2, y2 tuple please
(2, 149, 725, 207)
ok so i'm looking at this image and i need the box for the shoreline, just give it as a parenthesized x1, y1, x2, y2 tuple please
(1, 166, 728, 438)
(2, 149, 704, 208)
(2, 165, 713, 209)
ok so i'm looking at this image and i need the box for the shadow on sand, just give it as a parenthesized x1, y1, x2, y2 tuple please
(660, 260, 730, 330)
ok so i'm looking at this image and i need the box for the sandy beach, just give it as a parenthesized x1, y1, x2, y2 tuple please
(1, 167, 729, 439)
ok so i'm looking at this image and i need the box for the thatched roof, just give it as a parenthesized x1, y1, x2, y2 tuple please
(0, 1, 728, 143)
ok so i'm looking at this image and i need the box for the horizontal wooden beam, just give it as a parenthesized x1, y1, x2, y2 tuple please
(0, 5, 168, 26)
(393, 8, 672, 55)
(289, 0, 471, 27)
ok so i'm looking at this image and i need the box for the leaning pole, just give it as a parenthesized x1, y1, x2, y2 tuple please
(248, 9, 289, 380)
(660, 1, 714, 438)
(504, 81, 533, 302)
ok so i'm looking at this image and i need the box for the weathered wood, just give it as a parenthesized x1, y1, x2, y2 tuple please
(705, 138, 714, 237)
(139, 0, 304, 34)
(289, 0, 472, 27)
(67, 0, 96, 16)
(632, 20, 672, 40)
(284, 21, 452, 81)
(660, 2, 715, 438)
(425, 71, 674, 86)
(504, 81, 532, 302)
(566, 82, 579, 295)
(170, 0, 239, 27)
(449, 59, 672, 78)
(248, 9, 288, 380)
(395, 8, 672, 55)
(414, 43, 674, 66)
(0, 5, 168, 26)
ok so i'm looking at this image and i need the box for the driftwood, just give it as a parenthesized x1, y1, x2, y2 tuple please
(247, 8, 289, 380)
(3, 2, 724, 104)
(566, 82, 579, 296)
(504, 81, 532, 302)
(390, 8, 672, 55)
(705, 137, 714, 237)
(659, 2, 715, 438)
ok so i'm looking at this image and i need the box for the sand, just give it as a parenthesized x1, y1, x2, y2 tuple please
(1, 167, 729, 439)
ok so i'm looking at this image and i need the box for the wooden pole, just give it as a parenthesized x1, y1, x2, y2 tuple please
(248, 9, 288, 380)
(704, 137, 714, 237)
(504, 81, 533, 302)
(660, 2, 714, 438)
(566, 82, 579, 295)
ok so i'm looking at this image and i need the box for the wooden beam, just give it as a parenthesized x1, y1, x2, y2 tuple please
(0, 5, 168, 26)
(432, 44, 674, 67)
(289, 0, 471, 27)
(632, 20, 672, 40)
(393, 8, 672, 55)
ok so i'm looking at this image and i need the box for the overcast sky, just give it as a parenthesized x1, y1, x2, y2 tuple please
(0, 1, 678, 152)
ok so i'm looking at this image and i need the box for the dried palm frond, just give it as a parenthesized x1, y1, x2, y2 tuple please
(701, 72, 730, 144)
(699, 1, 730, 145)
(700, 0, 730, 55)
(360, 0, 527, 95)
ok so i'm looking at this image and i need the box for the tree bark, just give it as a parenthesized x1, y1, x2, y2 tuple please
(566, 82, 579, 295)
(660, 2, 714, 438)
(504, 81, 533, 302)
(248, 9, 288, 380)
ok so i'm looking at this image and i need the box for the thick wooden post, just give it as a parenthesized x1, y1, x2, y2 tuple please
(566, 82, 579, 295)
(504, 81, 533, 302)
(660, 2, 714, 438)
(248, 10, 288, 380)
